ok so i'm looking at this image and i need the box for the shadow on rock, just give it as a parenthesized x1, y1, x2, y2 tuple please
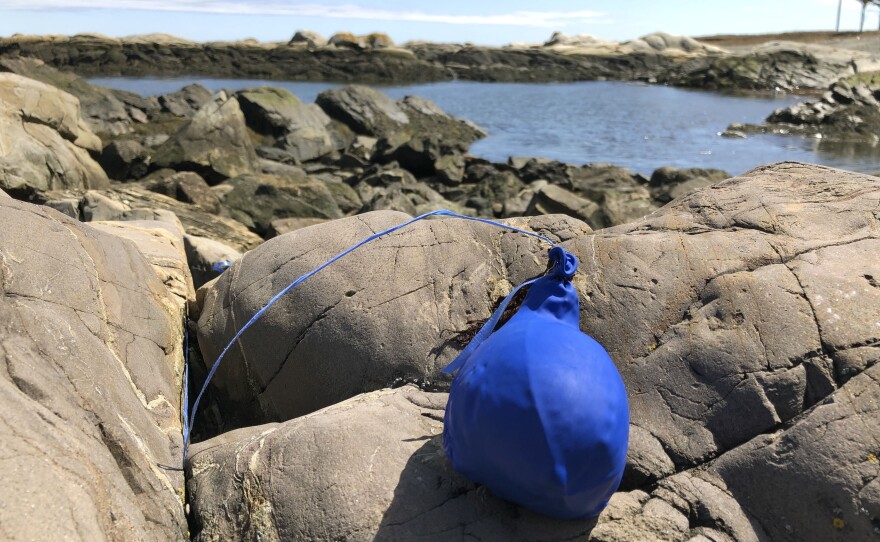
(374, 436, 599, 542)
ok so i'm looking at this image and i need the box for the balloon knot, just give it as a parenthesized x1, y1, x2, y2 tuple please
(548, 246, 578, 280)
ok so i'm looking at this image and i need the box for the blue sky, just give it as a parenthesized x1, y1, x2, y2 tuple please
(0, 0, 877, 45)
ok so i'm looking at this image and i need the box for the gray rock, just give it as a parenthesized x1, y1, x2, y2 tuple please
(526, 184, 602, 226)
(195, 211, 590, 429)
(565, 164, 659, 227)
(316, 85, 410, 139)
(734, 78, 880, 143)
(217, 173, 359, 236)
(44, 185, 263, 252)
(707, 364, 880, 541)
(184, 234, 242, 289)
(153, 92, 258, 183)
(158, 83, 213, 118)
(185, 386, 763, 542)
(99, 139, 151, 180)
(365, 33, 395, 49)
(566, 162, 879, 472)
(45, 197, 82, 218)
(328, 32, 365, 50)
(0, 197, 187, 540)
(667, 41, 880, 92)
(0, 55, 141, 135)
(0, 72, 109, 194)
(352, 167, 465, 215)
(188, 162, 880, 542)
(268, 217, 329, 237)
(317, 87, 485, 167)
(288, 30, 326, 48)
(144, 171, 221, 213)
(89, 219, 195, 308)
(648, 166, 730, 203)
(236, 87, 340, 162)
(81, 189, 130, 221)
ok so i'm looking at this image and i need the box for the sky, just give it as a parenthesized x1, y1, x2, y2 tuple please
(0, 0, 878, 45)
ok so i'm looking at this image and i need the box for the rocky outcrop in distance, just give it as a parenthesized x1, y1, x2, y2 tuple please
(3, 31, 880, 91)
(727, 74, 880, 143)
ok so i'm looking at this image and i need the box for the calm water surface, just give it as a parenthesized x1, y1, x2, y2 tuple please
(90, 77, 880, 175)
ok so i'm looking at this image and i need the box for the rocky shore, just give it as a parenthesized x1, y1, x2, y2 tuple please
(1, 47, 879, 542)
(727, 74, 880, 143)
(3, 30, 880, 91)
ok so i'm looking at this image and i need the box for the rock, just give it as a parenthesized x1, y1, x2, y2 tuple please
(353, 168, 465, 215)
(184, 386, 768, 542)
(563, 164, 658, 227)
(542, 31, 724, 58)
(183, 234, 242, 289)
(364, 33, 395, 49)
(195, 211, 590, 429)
(89, 219, 195, 308)
(236, 87, 340, 162)
(445, 161, 528, 217)
(565, 162, 880, 473)
(513, 157, 572, 185)
(626, 32, 718, 55)
(705, 363, 880, 541)
(157, 83, 213, 118)
(144, 171, 221, 213)
(544, 32, 612, 48)
(0, 197, 187, 540)
(43, 185, 263, 252)
(502, 160, 660, 227)
(732, 79, 880, 143)
(99, 139, 151, 180)
(217, 173, 359, 237)
(0, 55, 143, 135)
(0, 187, 9, 198)
(153, 92, 258, 183)
(188, 162, 880, 542)
(0, 34, 450, 85)
(267, 217, 329, 237)
(318, 87, 485, 179)
(81, 189, 130, 221)
(648, 166, 730, 203)
(526, 184, 601, 226)
(0, 72, 109, 194)
(316, 85, 410, 139)
(288, 30, 326, 48)
(666, 41, 880, 91)
(328, 32, 364, 50)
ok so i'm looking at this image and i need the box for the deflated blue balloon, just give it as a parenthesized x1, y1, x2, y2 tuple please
(442, 247, 629, 520)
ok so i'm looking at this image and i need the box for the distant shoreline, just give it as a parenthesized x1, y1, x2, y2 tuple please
(2, 30, 879, 92)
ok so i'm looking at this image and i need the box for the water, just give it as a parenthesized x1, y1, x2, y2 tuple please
(90, 76, 880, 176)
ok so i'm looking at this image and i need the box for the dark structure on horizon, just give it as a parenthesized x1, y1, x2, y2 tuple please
(837, 0, 880, 31)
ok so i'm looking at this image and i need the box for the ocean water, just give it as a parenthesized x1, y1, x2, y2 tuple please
(90, 76, 880, 176)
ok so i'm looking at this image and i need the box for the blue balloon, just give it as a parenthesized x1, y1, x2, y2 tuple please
(443, 247, 630, 520)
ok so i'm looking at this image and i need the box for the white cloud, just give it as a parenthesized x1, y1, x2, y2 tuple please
(0, 0, 605, 28)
